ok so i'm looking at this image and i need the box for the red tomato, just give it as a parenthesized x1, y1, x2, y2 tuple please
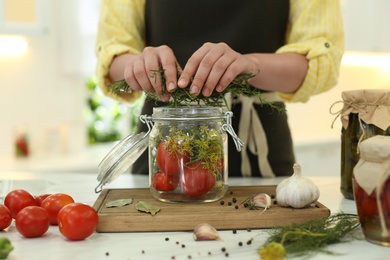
(57, 203, 98, 241)
(15, 206, 50, 238)
(35, 194, 51, 206)
(0, 204, 12, 230)
(180, 162, 216, 197)
(156, 141, 190, 176)
(4, 189, 37, 218)
(152, 171, 178, 191)
(41, 193, 74, 225)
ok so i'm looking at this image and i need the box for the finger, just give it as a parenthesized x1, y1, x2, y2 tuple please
(143, 47, 165, 95)
(202, 55, 235, 96)
(190, 48, 225, 96)
(178, 44, 211, 89)
(124, 60, 146, 92)
(159, 52, 180, 92)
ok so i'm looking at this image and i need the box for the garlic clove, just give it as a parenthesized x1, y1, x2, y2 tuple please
(276, 163, 320, 209)
(251, 193, 272, 209)
(193, 223, 222, 241)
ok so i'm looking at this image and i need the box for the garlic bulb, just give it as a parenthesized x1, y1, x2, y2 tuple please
(276, 163, 320, 209)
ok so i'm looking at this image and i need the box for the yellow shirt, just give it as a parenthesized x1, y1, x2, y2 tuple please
(96, 0, 344, 103)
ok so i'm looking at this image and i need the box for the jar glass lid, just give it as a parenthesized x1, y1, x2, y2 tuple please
(95, 132, 149, 193)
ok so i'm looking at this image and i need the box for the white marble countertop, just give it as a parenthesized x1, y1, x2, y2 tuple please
(1, 171, 389, 260)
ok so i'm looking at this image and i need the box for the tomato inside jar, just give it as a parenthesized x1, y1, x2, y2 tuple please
(353, 176, 390, 246)
(148, 106, 233, 203)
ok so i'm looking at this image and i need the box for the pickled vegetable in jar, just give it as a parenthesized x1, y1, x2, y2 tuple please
(353, 135, 390, 246)
(147, 106, 242, 203)
(336, 90, 390, 200)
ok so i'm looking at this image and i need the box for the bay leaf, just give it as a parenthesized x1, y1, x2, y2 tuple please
(105, 198, 133, 208)
(135, 201, 160, 215)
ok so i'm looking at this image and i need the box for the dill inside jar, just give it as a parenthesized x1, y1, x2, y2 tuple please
(148, 106, 232, 203)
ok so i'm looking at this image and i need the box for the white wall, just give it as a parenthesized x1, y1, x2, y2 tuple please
(0, 1, 99, 159)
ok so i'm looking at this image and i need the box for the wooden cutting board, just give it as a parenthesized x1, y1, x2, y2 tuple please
(93, 186, 330, 233)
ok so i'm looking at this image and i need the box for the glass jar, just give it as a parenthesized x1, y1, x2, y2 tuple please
(147, 106, 240, 203)
(337, 90, 390, 200)
(353, 135, 390, 246)
(95, 106, 243, 204)
(341, 113, 390, 200)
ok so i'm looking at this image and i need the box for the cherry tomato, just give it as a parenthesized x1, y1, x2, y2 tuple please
(57, 203, 98, 241)
(152, 171, 178, 191)
(4, 189, 37, 219)
(15, 206, 50, 238)
(35, 194, 51, 206)
(41, 193, 74, 225)
(180, 162, 216, 197)
(156, 141, 190, 176)
(0, 204, 12, 230)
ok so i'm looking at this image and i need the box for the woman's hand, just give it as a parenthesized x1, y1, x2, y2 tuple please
(178, 42, 257, 97)
(122, 45, 180, 102)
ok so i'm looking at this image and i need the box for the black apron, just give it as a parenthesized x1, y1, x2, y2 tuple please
(132, 0, 295, 177)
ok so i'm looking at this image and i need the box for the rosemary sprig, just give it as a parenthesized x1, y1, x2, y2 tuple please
(258, 213, 362, 260)
(107, 69, 284, 110)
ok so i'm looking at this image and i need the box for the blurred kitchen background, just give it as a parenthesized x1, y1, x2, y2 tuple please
(0, 0, 389, 176)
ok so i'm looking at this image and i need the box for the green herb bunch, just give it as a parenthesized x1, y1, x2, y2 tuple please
(258, 213, 361, 260)
(107, 69, 281, 109)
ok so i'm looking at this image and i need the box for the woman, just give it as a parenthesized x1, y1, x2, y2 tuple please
(95, 0, 344, 177)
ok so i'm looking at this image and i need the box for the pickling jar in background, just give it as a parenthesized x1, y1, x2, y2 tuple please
(353, 135, 390, 246)
(334, 89, 390, 200)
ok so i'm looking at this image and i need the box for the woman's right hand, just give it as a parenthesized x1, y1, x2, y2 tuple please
(123, 45, 181, 101)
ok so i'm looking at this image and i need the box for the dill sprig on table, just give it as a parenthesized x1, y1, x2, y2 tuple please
(259, 213, 362, 260)
(107, 69, 283, 110)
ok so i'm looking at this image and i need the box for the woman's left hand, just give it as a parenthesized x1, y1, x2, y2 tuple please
(177, 42, 257, 96)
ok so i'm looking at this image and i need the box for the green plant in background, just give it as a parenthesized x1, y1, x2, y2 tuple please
(84, 76, 144, 145)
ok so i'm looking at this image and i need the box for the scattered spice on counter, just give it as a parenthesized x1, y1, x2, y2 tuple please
(220, 201, 225, 205)
(232, 197, 237, 203)
(234, 205, 239, 209)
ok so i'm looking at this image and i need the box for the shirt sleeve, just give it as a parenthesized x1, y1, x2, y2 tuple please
(276, 0, 345, 103)
(95, 0, 145, 103)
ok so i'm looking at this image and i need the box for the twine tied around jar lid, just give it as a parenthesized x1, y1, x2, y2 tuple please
(330, 89, 390, 149)
(330, 89, 390, 130)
